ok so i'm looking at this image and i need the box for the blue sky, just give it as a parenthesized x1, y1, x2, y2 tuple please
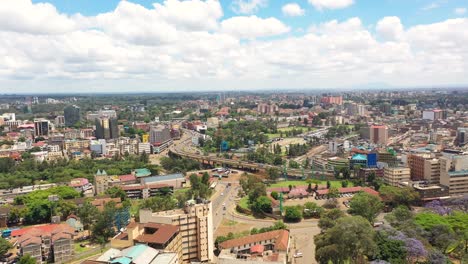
(0, 0, 466, 93)
(32, 0, 467, 29)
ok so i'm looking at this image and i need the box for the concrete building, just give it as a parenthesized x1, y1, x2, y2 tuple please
(55, 115, 65, 127)
(440, 155, 468, 197)
(95, 117, 119, 140)
(457, 127, 468, 146)
(257, 103, 279, 115)
(150, 125, 173, 153)
(399, 181, 450, 202)
(206, 117, 220, 128)
(34, 119, 50, 137)
(369, 125, 388, 145)
(111, 222, 182, 262)
(384, 167, 411, 186)
(320, 96, 343, 105)
(408, 154, 440, 184)
(218, 230, 290, 264)
(138, 142, 151, 155)
(14, 224, 75, 264)
(64, 105, 80, 127)
(139, 200, 214, 263)
(422, 109, 444, 121)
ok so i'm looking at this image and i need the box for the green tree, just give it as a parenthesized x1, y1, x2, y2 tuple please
(139, 195, 178, 212)
(251, 196, 272, 214)
(374, 230, 407, 263)
(384, 206, 413, 228)
(105, 186, 127, 201)
(267, 167, 280, 181)
(248, 183, 266, 204)
(0, 237, 12, 256)
(315, 216, 377, 264)
(91, 202, 117, 246)
(348, 192, 383, 223)
(284, 206, 302, 222)
(379, 186, 419, 208)
(318, 208, 345, 230)
(77, 201, 99, 231)
(303, 202, 324, 218)
(327, 187, 340, 199)
(18, 254, 36, 264)
(270, 191, 279, 200)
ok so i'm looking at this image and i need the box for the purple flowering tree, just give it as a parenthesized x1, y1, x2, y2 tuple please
(389, 231, 427, 263)
(425, 200, 452, 216)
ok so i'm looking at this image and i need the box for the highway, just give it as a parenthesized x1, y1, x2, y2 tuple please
(170, 129, 333, 178)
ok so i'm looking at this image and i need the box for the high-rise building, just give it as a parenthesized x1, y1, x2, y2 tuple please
(457, 127, 468, 146)
(384, 167, 411, 186)
(34, 119, 49, 137)
(440, 154, 468, 197)
(369, 125, 388, 145)
(140, 200, 214, 264)
(95, 117, 119, 140)
(408, 154, 440, 184)
(150, 125, 173, 153)
(64, 105, 80, 127)
(54, 115, 65, 127)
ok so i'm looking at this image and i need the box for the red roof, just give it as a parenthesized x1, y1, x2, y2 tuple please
(32, 141, 46, 147)
(250, 244, 265, 254)
(119, 174, 136, 182)
(11, 223, 70, 237)
(219, 230, 290, 252)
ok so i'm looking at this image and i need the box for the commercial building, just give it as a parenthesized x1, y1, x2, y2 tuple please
(399, 182, 450, 202)
(111, 222, 182, 262)
(55, 115, 65, 127)
(257, 103, 279, 115)
(64, 105, 80, 127)
(218, 230, 290, 264)
(34, 119, 50, 137)
(95, 117, 119, 140)
(369, 125, 388, 145)
(457, 127, 468, 146)
(150, 125, 173, 153)
(139, 200, 214, 263)
(384, 167, 411, 186)
(320, 96, 343, 105)
(408, 154, 440, 184)
(121, 183, 173, 199)
(138, 142, 151, 155)
(440, 155, 468, 197)
(422, 109, 445, 120)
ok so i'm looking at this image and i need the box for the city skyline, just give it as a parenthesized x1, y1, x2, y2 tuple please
(0, 0, 467, 93)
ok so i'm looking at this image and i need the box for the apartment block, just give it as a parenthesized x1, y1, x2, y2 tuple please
(384, 167, 411, 186)
(369, 125, 388, 145)
(139, 200, 214, 263)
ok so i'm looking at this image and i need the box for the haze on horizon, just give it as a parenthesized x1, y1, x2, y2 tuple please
(0, 0, 467, 93)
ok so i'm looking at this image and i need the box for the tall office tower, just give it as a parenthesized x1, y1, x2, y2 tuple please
(457, 127, 468, 146)
(369, 125, 389, 145)
(95, 117, 119, 140)
(64, 105, 81, 127)
(140, 200, 214, 263)
(34, 119, 50, 137)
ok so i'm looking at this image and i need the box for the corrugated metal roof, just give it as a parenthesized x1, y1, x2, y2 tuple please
(142, 173, 184, 184)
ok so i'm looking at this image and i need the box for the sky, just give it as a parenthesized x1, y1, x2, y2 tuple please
(0, 0, 467, 93)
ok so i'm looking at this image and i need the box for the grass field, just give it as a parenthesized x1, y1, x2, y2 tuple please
(266, 126, 315, 139)
(270, 180, 353, 188)
(238, 196, 249, 210)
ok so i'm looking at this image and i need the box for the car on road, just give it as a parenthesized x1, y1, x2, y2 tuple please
(221, 192, 224, 196)
(293, 252, 303, 258)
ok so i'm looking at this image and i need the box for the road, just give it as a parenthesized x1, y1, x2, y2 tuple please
(170, 129, 333, 178)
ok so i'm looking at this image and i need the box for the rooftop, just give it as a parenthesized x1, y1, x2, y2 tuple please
(219, 229, 289, 252)
(134, 168, 152, 178)
(141, 173, 185, 184)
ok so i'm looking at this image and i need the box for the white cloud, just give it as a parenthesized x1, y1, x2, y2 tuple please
(0, 0, 75, 34)
(308, 0, 354, 11)
(422, 2, 439, 11)
(376, 16, 404, 42)
(0, 0, 467, 92)
(282, 3, 305, 17)
(221, 16, 290, 39)
(454, 7, 466, 15)
(231, 0, 267, 14)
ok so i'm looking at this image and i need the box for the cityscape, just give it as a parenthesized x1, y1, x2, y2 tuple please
(0, 1, 468, 264)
